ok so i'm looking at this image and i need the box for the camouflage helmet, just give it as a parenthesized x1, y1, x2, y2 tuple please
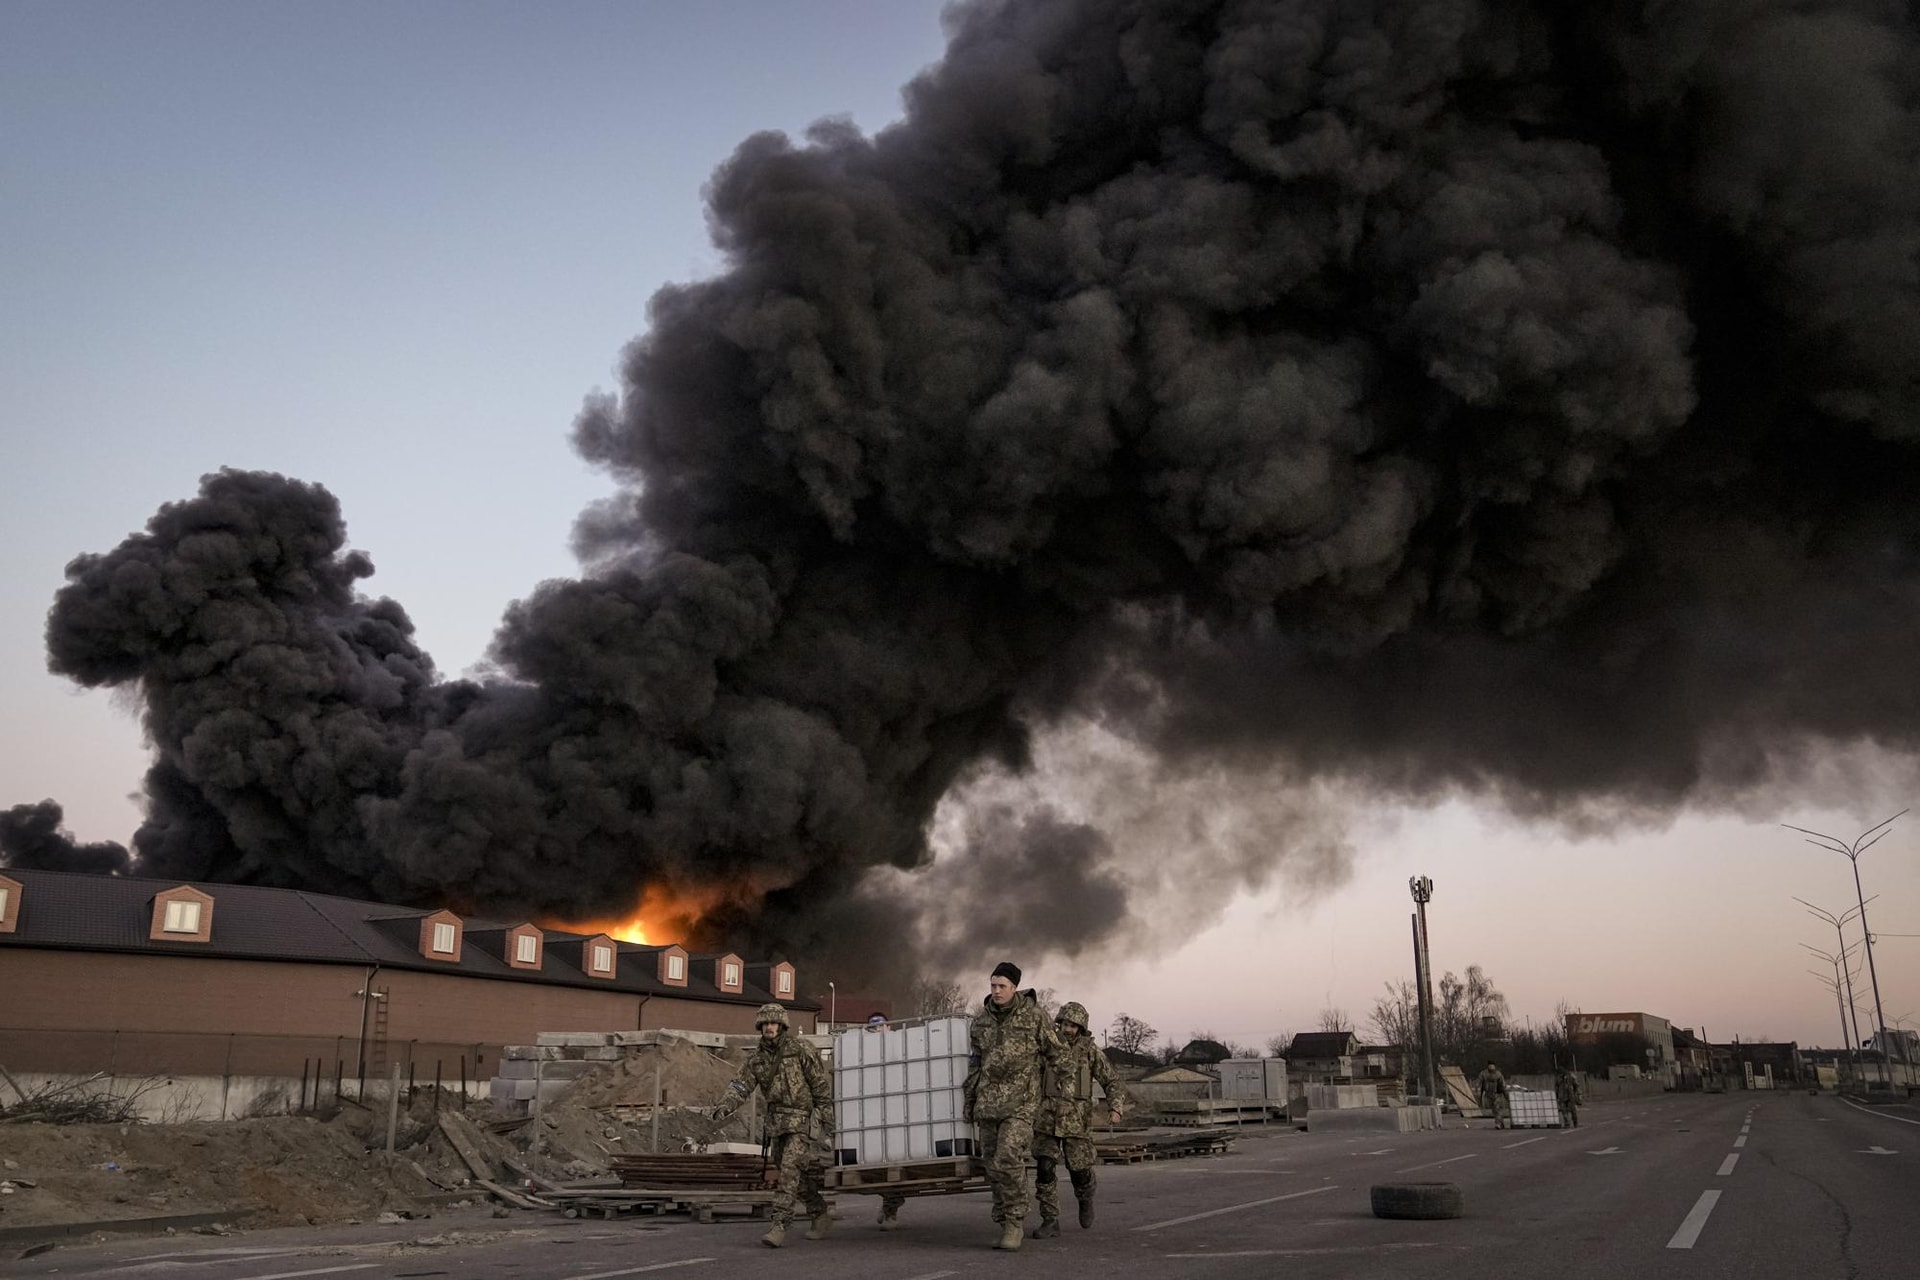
(755, 1002, 790, 1030)
(1056, 1001, 1090, 1031)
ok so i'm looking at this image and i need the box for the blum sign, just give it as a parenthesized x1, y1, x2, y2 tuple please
(1567, 1013, 1649, 1039)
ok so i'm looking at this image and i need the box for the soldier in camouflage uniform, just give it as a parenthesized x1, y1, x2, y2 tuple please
(709, 1003, 833, 1248)
(1031, 1001, 1127, 1236)
(965, 960, 1064, 1252)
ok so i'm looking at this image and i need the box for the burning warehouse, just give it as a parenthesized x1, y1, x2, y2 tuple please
(8, 0, 1920, 989)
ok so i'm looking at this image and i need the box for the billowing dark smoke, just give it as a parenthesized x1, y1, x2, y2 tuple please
(10, 0, 1920, 983)
(0, 802, 131, 875)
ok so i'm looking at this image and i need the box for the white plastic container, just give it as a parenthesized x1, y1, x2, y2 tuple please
(1505, 1088, 1561, 1127)
(832, 1015, 976, 1165)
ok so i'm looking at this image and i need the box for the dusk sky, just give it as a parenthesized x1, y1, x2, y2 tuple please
(5, 0, 1917, 1055)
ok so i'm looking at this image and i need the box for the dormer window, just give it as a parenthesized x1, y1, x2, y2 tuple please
(723, 961, 741, 987)
(668, 954, 685, 980)
(775, 965, 794, 996)
(658, 944, 688, 986)
(0, 873, 19, 934)
(592, 943, 614, 973)
(149, 886, 214, 943)
(505, 923, 542, 970)
(414, 909, 462, 962)
(516, 934, 538, 964)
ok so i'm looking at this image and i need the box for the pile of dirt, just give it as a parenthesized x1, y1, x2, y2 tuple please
(0, 1106, 453, 1231)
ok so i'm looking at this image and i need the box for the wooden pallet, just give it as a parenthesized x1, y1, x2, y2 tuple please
(824, 1156, 978, 1189)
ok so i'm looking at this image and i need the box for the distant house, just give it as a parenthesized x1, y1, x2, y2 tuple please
(1352, 1042, 1411, 1080)
(1174, 1038, 1232, 1066)
(1104, 1047, 1161, 1071)
(1287, 1031, 1359, 1081)
(1130, 1064, 1216, 1104)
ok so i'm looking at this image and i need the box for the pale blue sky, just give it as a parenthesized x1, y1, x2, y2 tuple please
(3, 0, 1915, 1051)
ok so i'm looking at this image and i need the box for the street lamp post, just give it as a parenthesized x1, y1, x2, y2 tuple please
(1784, 812, 1906, 1067)
(1801, 938, 1863, 1085)
(1796, 898, 1871, 1058)
(1806, 966, 1853, 1085)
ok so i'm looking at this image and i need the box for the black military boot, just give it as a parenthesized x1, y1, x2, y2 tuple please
(1072, 1168, 1096, 1228)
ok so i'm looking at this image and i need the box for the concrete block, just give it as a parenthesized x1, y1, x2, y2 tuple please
(1306, 1083, 1378, 1111)
(1307, 1107, 1406, 1134)
(502, 1045, 543, 1061)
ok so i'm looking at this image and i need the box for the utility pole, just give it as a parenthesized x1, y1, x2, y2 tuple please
(1785, 812, 1906, 1068)
(1410, 876, 1438, 1103)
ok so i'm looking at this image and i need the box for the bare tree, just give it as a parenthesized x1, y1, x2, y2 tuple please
(1369, 979, 1420, 1050)
(1435, 965, 1509, 1066)
(1317, 1005, 1351, 1033)
(1107, 1013, 1159, 1056)
(1034, 987, 1059, 1019)
(1265, 1032, 1294, 1059)
(905, 977, 968, 1018)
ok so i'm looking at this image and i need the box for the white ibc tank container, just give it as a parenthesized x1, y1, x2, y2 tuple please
(832, 1015, 976, 1166)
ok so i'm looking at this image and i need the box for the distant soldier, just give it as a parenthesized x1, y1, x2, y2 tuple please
(1031, 1001, 1127, 1237)
(709, 1003, 833, 1248)
(965, 960, 1064, 1252)
(1555, 1064, 1583, 1128)
(1476, 1060, 1508, 1128)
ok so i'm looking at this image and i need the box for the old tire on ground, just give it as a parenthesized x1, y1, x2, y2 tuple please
(1370, 1182, 1465, 1220)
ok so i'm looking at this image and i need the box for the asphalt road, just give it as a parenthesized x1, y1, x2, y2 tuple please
(6, 1092, 1916, 1280)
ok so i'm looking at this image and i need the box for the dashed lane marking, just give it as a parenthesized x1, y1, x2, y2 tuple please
(1502, 1135, 1553, 1149)
(1132, 1183, 1340, 1231)
(1394, 1153, 1477, 1174)
(897, 1272, 958, 1280)
(1164, 1244, 1441, 1259)
(1666, 1190, 1722, 1249)
(231, 1269, 378, 1280)
(1716, 1153, 1740, 1176)
(1839, 1098, 1920, 1125)
(1734, 1135, 1748, 1148)
(554, 1260, 715, 1280)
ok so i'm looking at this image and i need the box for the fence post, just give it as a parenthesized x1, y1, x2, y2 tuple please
(300, 1059, 311, 1114)
(385, 1062, 402, 1160)
(652, 1063, 662, 1153)
(220, 1033, 235, 1121)
(459, 1053, 467, 1112)
(434, 1059, 442, 1113)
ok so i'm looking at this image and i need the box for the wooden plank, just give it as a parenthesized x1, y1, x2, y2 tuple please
(473, 1177, 546, 1210)
(436, 1113, 497, 1182)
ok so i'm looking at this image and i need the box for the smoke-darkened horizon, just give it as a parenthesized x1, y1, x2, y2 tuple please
(9, 0, 1920, 985)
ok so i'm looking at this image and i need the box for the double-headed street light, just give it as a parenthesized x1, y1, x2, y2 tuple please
(1783, 811, 1906, 1065)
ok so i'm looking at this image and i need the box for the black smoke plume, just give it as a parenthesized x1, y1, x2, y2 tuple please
(10, 1, 1920, 982)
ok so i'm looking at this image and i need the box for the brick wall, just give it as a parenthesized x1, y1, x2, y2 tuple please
(0, 949, 815, 1078)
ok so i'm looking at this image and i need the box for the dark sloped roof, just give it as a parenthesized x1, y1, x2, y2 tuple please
(0, 866, 816, 1009)
(1287, 1031, 1358, 1058)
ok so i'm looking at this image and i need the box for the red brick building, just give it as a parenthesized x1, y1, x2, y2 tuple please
(0, 867, 816, 1102)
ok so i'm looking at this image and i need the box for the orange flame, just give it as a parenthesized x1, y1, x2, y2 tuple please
(542, 881, 746, 946)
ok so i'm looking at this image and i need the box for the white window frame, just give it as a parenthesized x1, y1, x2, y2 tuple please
(723, 961, 741, 988)
(0, 887, 10, 920)
(776, 970, 792, 995)
(162, 899, 202, 934)
(667, 953, 685, 980)
(515, 933, 539, 964)
(592, 943, 614, 973)
(431, 921, 457, 954)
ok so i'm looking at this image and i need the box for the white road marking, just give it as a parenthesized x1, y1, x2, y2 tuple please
(1740, 1124, 1750, 1134)
(1164, 1244, 1440, 1258)
(1587, 1147, 1622, 1156)
(1857, 1146, 1898, 1156)
(232, 1268, 378, 1280)
(1353, 1149, 1394, 1156)
(1734, 1135, 1748, 1148)
(1666, 1190, 1723, 1249)
(1394, 1153, 1477, 1174)
(1502, 1135, 1553, 1149)
(556, 1260, 715, 1280)
(1716, 1153, 1740, 1176)
(1839, 1098, 1920, 1125)
(898, 1272, 958, 1280)
(1132, 1184, 1340, 1231)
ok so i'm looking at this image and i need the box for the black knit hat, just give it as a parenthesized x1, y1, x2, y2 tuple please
(990, 961, 1022, 984)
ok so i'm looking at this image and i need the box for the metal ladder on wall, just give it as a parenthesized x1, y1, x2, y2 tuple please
(369, 985, 392, 1081)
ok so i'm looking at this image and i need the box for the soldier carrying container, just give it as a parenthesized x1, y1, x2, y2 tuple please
(964, 960, 1064, 1252)
(1031, 1000, 1128, 1237)
(707, 1002, 833, 1248)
